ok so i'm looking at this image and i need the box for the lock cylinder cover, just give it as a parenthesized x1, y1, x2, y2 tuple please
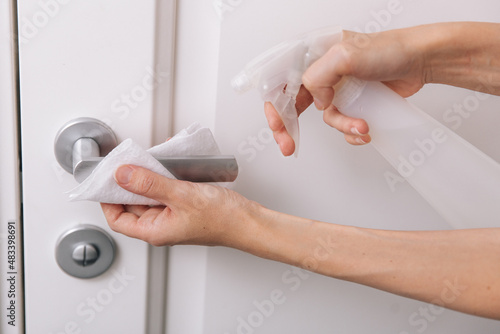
(56, 225, 115, 279)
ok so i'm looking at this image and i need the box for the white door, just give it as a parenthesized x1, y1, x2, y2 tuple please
(15, 0, 175, 333)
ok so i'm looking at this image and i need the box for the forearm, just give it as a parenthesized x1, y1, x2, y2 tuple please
(415, 21, 500, 94)
(228, 204, 500, 319)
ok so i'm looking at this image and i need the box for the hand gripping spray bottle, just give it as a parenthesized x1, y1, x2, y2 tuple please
(232, 26, 500, 229)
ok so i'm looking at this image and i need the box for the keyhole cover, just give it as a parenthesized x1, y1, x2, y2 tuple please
(56, 225, 115, 279)
(72, 243, 99, 266)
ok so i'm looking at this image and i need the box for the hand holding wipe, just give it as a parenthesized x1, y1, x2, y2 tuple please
(67, 123, 224, 205)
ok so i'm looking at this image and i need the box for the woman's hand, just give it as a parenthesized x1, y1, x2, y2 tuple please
(101, 165, 259, 247)
(266, 28, 427, 156)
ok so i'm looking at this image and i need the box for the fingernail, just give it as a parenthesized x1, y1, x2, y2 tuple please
(314, 98, 325, 110)
(114, 165, 133, 184)
(351, 127, 362, 136)
(355, 137, 367, 145)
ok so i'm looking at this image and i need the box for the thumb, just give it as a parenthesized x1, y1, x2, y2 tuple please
(114, 165, 173, 204)
(302, 43, 351, 110)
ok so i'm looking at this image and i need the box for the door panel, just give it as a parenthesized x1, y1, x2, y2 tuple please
(17, 1, 174, 332)
(202, 0, 500, 333)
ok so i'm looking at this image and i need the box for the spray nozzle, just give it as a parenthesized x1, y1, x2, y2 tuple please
(231, 26, 343, 156)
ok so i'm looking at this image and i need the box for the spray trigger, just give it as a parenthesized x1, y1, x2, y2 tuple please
(231, 26, 343, 156)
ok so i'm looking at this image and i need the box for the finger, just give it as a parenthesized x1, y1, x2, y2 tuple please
(101, 203, 143, 238)
(263, 86, 312, 157)
(295, 85, 314, 114)
(100, 203, 125, 222)
(114, 165, 179, 204)
(273, 129, 295, 156)
(264, 86, 313, 132)
(322, 104, 369, 136)
(264, 101, 285, 132)
(124, 204, 150, 216)
(100, 202, 165, 241)
(302, 43, 351, 110)
(264, 102, 295, 156)
(344, 133, 371, 145)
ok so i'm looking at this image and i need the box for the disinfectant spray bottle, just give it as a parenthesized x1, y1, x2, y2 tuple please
(232, 26, 500, 229)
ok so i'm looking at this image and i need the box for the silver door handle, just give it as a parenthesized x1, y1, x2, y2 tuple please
(54, 118, 238, 183)
(73, 155, 238, 183)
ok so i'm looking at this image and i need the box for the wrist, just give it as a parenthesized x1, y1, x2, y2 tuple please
(217, 199, 267, 251)
(416, 22, 500, 93)
(417, 22, 462, 85)
(390, 23, 444, 86)
(219, 201, 310, 267)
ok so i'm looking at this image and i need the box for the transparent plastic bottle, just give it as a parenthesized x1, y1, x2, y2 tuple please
(333, 77, 500, 229)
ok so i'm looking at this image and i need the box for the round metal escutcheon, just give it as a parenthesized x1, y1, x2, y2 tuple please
(56, 225, 115, 279)
(54, 117, 117, 174)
